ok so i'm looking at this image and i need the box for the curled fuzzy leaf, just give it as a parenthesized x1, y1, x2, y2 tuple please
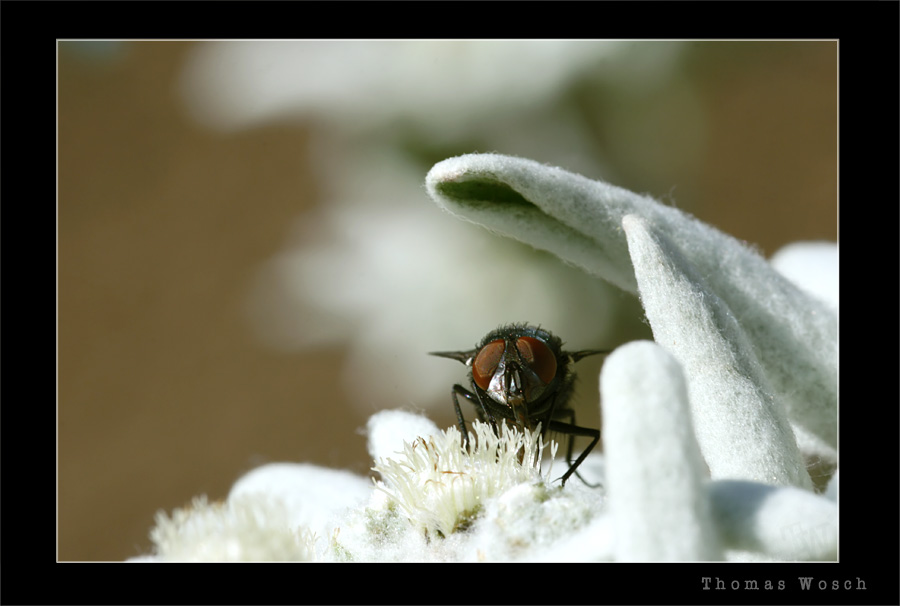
(426, 153, 836, 464)
(622, 215, 813, 489)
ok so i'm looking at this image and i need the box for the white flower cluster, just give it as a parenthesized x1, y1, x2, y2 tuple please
(371, 419, 557, 539)
(141, 495, 316, 562)
(329, 410, 605, 562)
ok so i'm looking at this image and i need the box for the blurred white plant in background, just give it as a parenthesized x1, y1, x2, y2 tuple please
(178, 40, 695, 410)
(179, 40, 686, 150)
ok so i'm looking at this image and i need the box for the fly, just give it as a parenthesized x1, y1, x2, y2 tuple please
(431, 323, 607, 486)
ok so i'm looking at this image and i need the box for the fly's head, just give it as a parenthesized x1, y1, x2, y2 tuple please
(432, 324, 603, 431)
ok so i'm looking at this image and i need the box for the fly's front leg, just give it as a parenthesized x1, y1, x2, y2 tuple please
(451, 384, 478, 448)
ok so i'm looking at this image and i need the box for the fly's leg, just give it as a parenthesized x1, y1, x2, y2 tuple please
(547, 419, 601, 487)
(554, 409, 579, 472)
(452, 383, 505, 460)
(451, 384, 478, 449)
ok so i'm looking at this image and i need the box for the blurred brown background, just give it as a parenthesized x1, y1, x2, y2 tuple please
(57, 41, 836, 560)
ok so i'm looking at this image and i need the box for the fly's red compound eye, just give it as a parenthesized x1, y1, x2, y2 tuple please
(516, 336, 557, 384)
(472, 339, 505, 390)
